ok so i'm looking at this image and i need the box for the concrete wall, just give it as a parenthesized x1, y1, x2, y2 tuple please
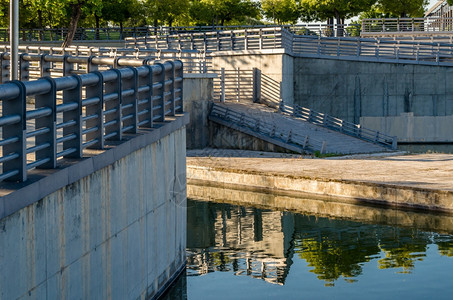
(294, 57, 453, 125)
(0, 118, 188, 299)
(210, 50, 294, 106)
(361, 114, 453, 142)
(184, 74, 215, 149)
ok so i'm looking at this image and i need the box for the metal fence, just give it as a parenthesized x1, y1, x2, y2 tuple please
(361, 17, 453, 35)
(0, 60, 183, 183)
(126, 27, 293, 52)
(0, 24, 361, 43)
(209, 103, 327, 154)
(280, 104, 397, 150)
(0, 46, 208, 77)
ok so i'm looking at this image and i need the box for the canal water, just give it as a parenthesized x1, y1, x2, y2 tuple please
(163, 198, 453, 299)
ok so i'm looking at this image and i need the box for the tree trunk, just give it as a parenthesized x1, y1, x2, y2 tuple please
(62, 2, 83, 47)
(336, 16, 345, 37)
(120, 22, 123, 40)
(326, 17, 334, 37)
(95, 14, 100, 40)
(38, 10, 43, 41)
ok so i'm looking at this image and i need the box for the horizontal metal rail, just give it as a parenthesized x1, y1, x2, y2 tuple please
(0, 48, 207, 82)
(279, 103, 397, 150)
(361, 17, 453, 34)
(209, 103, 327, 154)
(0, 60, 183, 183)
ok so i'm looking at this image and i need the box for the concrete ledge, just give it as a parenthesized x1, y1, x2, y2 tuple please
(184, 73, 217, 79)
(209, 48, 289, 56)
(187, 163, 453, 213)
(0, 113, 189, 220)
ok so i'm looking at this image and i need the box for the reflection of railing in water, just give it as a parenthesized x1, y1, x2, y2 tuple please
(186, 197, 453, 286)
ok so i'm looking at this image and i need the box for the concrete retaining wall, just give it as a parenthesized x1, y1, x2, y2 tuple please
(187, 164, 453, 213)
(210, 50, 294, 106)
(361, 114, 453, 142)
(294, 57, 453, 125)
(0, 116, 188, 299)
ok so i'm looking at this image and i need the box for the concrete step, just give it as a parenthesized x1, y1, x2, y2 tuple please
(213, 102, 392, 155)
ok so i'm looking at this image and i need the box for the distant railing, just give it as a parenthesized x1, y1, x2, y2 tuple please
(0, 61, 183, 182)
(292, 35, 453, 66)
(361, 17, 453, 35)
(0, 24, 361, 43)
(280, 104, 397, 150)
(209, 103, 327, 154)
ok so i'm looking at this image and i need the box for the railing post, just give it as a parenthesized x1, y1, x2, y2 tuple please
(121, 67, 138, 134)
(154, 62, 166, 122)
(63, 54, 73, 76)
(320, 141, 327, 154)
(392, 137, 398, 150)
(104, 69, 122, 141)
(244, 30, 248, 50)
(62, 75, 83, 158)
(138, 65, 154, 128)
(3, 81, 27, 182)
(220, 68, 225, 102)
(0, 53, 10, 83)
(35, 77, 57, 167)
(85, 71, 104, 149)
(175, 60, 184, 114)
(167, 61, 176, 116)
(19, 53, 29, 81)
(252, 67, 261, 103)
(40, 54, 51, 77)
(236, 67, 240, 102)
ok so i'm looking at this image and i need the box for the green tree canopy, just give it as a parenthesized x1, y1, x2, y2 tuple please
(376, 0, 428, 17)
(261, 0, 301, 24)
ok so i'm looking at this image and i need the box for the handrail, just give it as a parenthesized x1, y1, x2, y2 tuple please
(209, 103, 327, 154)
(0, 60, 184, 183)
(362, 17, 453, 34)
(279, 103, 397, 150)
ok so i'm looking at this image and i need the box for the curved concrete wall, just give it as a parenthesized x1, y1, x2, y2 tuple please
(0, 122, 187, 299)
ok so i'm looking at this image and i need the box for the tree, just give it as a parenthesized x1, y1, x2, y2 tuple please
(377, 0, 428, 18)
(261, 0, 301, 24)
(190, 0, 260, 26)
(300, 0, 376, 36)
(101, 0, 135, 38)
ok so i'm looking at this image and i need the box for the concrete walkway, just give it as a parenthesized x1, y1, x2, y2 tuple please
(219, 102, 391, 154)
(187, 149, 453, 212)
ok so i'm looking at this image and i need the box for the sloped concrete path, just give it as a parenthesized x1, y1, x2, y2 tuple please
(220, 102, 391, 154)
(187, 150, 453, 213)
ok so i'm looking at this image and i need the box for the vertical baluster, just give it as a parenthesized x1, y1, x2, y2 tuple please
(85, 71, 104, 149)
(35, 77, 57, 166)
(62, 75, 82, 158)
(3, 81, 27, 181)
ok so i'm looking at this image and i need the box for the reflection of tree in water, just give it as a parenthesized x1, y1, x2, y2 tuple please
(377, 227, 430, 273)
(293, 216, 380, 286)
(433, 234, 453, 257)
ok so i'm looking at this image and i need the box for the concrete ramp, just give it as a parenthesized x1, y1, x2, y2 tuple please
(209, 102, 393, 155)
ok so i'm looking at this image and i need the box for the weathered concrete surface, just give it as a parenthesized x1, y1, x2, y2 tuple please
(294, 57, 453, 125)
(187, 150, 453, 213)
(210, 49, 294, 106)
(0, 118, 188, 299)
(361, 114, 453, 142)
(188, 183, 453, 235)
(183, 74, 215, 149)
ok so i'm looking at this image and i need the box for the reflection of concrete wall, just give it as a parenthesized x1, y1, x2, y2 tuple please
(210, 50, 294, 106)
(294, 57, 453, 124)
(361, 114, 453, 142)
(0, 125, 187, 299)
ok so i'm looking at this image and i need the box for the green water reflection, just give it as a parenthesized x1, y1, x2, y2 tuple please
(178, 199, 453, 298)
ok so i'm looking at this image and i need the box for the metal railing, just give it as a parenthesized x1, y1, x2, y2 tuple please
(209, 103, 327, 154)
(126, 27, 293, 52)
(361, 17, 453, 35)
(0, 60, 183, 182)
(280, 104, 397, 150)
(0, 24, 361, 43)
(292, 34, 453, 66)
(0, 46, 208, 78)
